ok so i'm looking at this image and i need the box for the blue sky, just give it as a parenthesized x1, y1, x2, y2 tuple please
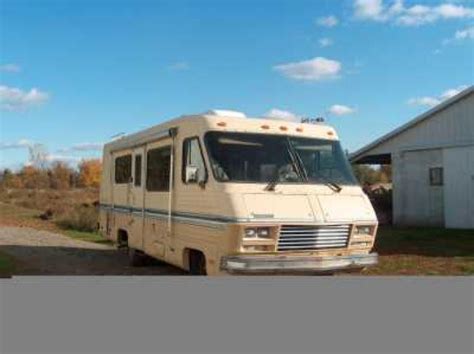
(1, 0, 473, 169)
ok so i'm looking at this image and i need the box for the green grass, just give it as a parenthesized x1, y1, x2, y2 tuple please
(63, 229, 112, 245)
(0, 251, 16, 277)
(375, 226, 474, 257)
(364, 226, 474, 275)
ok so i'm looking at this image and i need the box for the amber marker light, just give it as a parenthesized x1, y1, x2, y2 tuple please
(261, 124, 270, 130)
(296, 127, 303, 132)
(279, 126, 288, 131)
(217, 122, 227, 127)
(327, 131, 334, 136)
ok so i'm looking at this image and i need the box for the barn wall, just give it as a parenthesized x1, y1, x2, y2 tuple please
(444, 145, 474, 229)
(393, 149, 444, 227)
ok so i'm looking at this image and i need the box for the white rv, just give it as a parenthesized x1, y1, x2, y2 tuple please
(99, 110, 378, 275)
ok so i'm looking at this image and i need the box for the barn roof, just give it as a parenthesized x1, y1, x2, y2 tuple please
(350, 86, 474, 164)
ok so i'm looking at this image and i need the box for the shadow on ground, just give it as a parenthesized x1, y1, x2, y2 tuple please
(0, 245, 187, 276)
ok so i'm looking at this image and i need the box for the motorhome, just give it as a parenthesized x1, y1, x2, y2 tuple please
(99, 110, 378, 275)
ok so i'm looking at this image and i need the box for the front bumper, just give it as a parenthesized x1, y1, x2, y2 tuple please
(221, 253, 378, 274)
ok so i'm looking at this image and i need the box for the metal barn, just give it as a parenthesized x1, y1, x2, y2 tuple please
(351, 86, 474, 229)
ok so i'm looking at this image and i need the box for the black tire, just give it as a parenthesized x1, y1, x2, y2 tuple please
(189, 251, 207, 275)
(128, 248, 147, 267)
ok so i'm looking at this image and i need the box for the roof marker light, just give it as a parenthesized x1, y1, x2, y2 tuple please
(327, 131, 334, 136)
(279, 126, 288, 131)
(217, 122, 227, 127)
(261, 124, 270, 130)
(296, 127, 303, 132)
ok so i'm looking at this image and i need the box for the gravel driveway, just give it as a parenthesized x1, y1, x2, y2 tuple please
(0, 226, 186, 275)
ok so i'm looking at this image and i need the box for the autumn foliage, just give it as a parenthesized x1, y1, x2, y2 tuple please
(78, 159, 102, 188)
(0, 159, 102, 190)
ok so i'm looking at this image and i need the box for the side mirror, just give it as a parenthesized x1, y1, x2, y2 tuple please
(185, 166, 199, 183)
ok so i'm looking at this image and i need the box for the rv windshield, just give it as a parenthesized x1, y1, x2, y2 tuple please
(205, 132, 358, 185)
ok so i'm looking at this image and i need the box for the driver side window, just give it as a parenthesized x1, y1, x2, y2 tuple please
(182, 137, 207, 184)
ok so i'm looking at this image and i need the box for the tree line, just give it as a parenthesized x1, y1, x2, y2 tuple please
(1, 159, 391, 190)
(0, 159, 102, 189)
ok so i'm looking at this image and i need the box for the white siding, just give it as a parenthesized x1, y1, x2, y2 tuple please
(444, 145, 474, 229)
(393, 149, 444, 227)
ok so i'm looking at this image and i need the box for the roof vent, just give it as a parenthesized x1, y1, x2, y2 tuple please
(205, 109, 247, 118)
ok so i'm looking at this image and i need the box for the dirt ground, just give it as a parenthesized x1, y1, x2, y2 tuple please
(0, 226, 185, 276)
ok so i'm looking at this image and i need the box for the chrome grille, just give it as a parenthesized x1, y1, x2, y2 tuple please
(278, 224, 350, 251)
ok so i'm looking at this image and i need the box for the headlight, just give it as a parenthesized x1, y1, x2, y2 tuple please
(354, 225, 373, 235)
(244, 227, 271, 239)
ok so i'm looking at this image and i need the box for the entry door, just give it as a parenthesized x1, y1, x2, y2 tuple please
(127, 147, 145, 250)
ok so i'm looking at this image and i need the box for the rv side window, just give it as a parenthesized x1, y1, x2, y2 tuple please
(115, 155, 132, 184)
(182, 137, 207, 184)
(134, 154, 142, 187)
(146, 146, 171, 191)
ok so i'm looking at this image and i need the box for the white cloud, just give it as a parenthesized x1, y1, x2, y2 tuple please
(168, 62, 190, 71)
(0, 85, 49, 111)
(354, 0, 474, 26)
(327, 104, 356, 116)
(354, 0, 386, 21)
(319, 37, 334, 47)
(273, 57, 342, 81)
(44, 154, 82, 164)
(263, 108, 300, 122)
(316, 15, 339, 27)
(443, 25, 474, 45)
(0, 64, 21, 73)
(407, 96, 441, 107)
(439, 85, 469, 100)
(0, 139, 33, 149)
(58, 143, 104, 152)
(455, 25, 474, 40)
(407, 85, 468, 107)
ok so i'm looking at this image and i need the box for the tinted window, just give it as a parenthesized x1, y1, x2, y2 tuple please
(182, 138, 207, 184)
(289, 137, 358, 185)
(134, 154, 142, 187)
(205, 132, 300, 183)
(146, 146, 171, 191)
(205, 132, 357, 185)
(115, 155, 132, 184)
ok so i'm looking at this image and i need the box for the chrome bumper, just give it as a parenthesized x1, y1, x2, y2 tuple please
(221, 253, 378, 274)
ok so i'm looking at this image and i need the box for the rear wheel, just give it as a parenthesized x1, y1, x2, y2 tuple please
(128, 248, 147, 267)
(189, 251, 207, 275)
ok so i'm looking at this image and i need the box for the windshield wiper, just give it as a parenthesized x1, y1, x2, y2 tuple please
(287, 138, 342, 193)
(322, 178, 342, 193)
(264, 171, 280, 192)
(264, 140, 305, 192)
